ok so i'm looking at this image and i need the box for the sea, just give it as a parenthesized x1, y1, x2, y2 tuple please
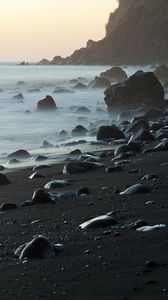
(0, 63, 151, 169)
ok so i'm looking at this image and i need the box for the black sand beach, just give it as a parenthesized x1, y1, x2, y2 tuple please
(0, 148, 167, 300)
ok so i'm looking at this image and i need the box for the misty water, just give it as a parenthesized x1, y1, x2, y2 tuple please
(0, 64, 151, 169)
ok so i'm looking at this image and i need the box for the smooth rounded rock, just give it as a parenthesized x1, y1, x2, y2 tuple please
(15, 235, 61, 260)
(120, 183, 150, 195)
(32, 188, 54, 204)
(0, 202, 17, 211)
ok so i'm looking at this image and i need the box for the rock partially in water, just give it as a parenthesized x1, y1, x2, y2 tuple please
(120, 183, 150, 195)
(34, 155, 48, 162)
(97, 125, 125, 140)
(53, 87, 74, 94)
(136, 224, 166, 233)
(73, 82, 87, 90)
(71, 125, 88, 136)
(7, 149, 31, 159)
(0, 173, 11, 185)
(15, 235, 61, 260)
(75, 106, 90, 114)
(12, 93, 24, 100)
(69, 149, 82, 155)
(58, 130, 69, 139)
(7, 159, 20, 165)
(104, 71, 165, 113)
(37, 95, 57, 111)
(100, 66, 128, 82)
(33, 164, 51, 171)
(0, 202, 17, 211)
(90, 76, 110, 89)
(44, 179, 71, 189)
(63, 161, 104, 175)
(79, 213, 117, 230)
(114, 144, 131, 157)
(41, 140, 54, 148)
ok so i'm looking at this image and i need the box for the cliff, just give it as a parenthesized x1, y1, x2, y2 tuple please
(39, 0, 168, 65)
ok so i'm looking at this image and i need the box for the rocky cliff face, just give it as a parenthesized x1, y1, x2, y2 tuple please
(39, 0, 168, 65)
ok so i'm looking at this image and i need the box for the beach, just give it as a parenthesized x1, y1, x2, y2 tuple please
(0, 147, 167, 300)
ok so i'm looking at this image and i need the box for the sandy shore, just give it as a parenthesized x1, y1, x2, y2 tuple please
(0, 149, 168, 300)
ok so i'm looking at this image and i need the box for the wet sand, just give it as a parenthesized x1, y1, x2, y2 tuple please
(0, 150, 168, 299)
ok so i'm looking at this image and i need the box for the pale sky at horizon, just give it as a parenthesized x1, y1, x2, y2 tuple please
(0, 0, 118, 62)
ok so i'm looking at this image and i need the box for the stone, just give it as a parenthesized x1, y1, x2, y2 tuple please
(90, 76, 110, 89)
(15, 235, 61, 260)
(53, 88, 74, 94)
(32, 188, 54, 204)
(7, 149, 31, 159)
(105, 166, 123, 173)
(76, 186, 90, 196)
(37, 95, 57, 110)
(44, 179, 71, 189)
(63, 161, 104, 175)
(41, 140, 54, 148)
(69, 149, 81, 155)
(0, 173, 11, 185)
(75, 106, 90, 114)
(120, 183, 150, 195)
(34, 155, 48, 162)
(29, 172, 47, 179)
(71, 125, 88, 136)
(0, 203, 17, 211)
(12, 93, 24, 100)
(137, 224, 166, 233)
(104, 71, 165, 113)
(100, 66, 128, 82)
(97, 125, 125, 140)
(73, 82, 87, 89)
(33, 165, 51, 171)
(114, 144, 131, 156)
(79, 213, 117, 230)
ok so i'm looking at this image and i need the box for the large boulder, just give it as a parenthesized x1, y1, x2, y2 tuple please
(7, 149, 31, 159)
(100, 67, 128, 82)
(37, 95, 57, 111)
(104, 71, 165, 113)
(97, 125, 125, 140)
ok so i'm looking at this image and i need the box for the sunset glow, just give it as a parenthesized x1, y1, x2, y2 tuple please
(0, 0, 118, 61)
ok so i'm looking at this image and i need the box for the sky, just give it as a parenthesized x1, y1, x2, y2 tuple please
(0, 0, 118, 62)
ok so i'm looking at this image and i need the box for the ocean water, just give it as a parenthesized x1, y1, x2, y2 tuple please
(0, 64, 151, 168)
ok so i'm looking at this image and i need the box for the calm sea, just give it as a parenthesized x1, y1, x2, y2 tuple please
(0, 64, 151, 168)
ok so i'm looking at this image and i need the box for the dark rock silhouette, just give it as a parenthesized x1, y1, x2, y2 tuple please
(37, 95, 57, 111)
(100, 67, 128, 82)
(104, 71, 165, 113)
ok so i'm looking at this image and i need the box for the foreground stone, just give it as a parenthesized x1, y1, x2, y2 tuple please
(15, 235, 62, 260)
(63, 161, 104, 175)
(120, 184, 150, 195)
(79, 213, 117, 230)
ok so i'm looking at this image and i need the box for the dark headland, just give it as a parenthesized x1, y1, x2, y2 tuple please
(38, 0, 168, 65)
